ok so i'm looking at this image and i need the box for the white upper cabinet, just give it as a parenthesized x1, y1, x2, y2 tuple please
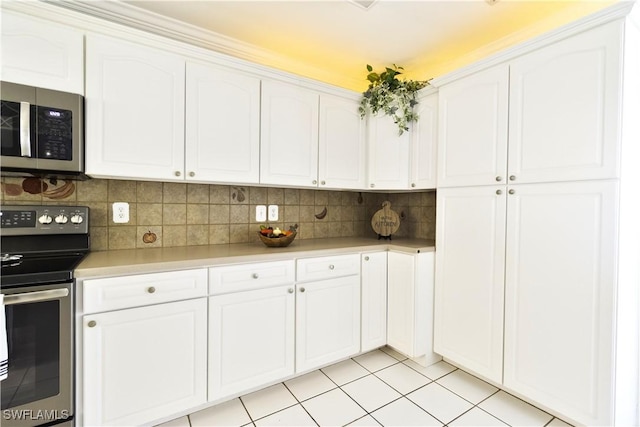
(367, 114, 411, 190)
(0, 10, 84, 94)
(508, 22, 623, 184)
(437, 20, 623, 188)
(185, 62, 261, 184)
(318, 94, 366, 189)
(85, 34, 185, 181)
(437, 64, 509, 188)
(260, 80, 319, 188)
(410, 92, 438, 189)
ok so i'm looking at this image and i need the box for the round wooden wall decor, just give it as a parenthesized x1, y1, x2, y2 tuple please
(371, 201, 400, 239)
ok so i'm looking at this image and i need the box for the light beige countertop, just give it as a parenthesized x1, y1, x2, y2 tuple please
(75, 237, 435, 279)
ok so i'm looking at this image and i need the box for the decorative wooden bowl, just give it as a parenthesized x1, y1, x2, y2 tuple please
(258, 231, 297, 247)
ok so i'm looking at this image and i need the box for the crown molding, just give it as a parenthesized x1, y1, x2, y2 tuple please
(430, 1, 635, 87)
(7, 0, 363, 91)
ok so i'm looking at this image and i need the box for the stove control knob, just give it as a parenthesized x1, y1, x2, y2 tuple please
(70, 214, 84, 224)
(38, 214, 53, 224)
(55, 214, 68, 224)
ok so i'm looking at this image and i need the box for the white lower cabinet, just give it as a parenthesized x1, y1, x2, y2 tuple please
(433, 186, 506, 383)
(387, 251, 438, 362)
(361, 252, 387, 352)
(82, 298, 207, 426)
(435, 181, 621, 425)
(295, 276, 361, 372)
(209, 285, 295, 400)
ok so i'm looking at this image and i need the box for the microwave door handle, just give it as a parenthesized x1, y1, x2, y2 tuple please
(3, 288, 69, 305)
(19, 101, 32, 157)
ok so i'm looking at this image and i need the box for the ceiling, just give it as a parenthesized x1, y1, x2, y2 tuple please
(80, 0, 617, 91)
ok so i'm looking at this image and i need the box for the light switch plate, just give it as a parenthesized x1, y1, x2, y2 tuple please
(256, 205, 267, 222)
(268, 205, 278, 221)
(112, 202, 130, 223)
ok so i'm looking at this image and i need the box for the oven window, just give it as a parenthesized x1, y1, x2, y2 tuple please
(1, 300, 60, 410)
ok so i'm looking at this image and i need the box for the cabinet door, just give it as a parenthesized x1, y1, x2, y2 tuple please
(367, 114, 411, 190)
(83, 299, 207, 426)
(361, 252, 387, 352)
(209, 285, 295, 400)
(260, 80, 319, 187)
(437, 65, 509, 188)
(410, 92, 438, 189)
(296, 276, 360, 372)
(508, 22, 623, 184)
(85, 34, 185, 181)
(1, 11, 84, 94)
(318, 94, 366, 190)
(503, 181, 618, 426)
(185, 62, 260, 184)
(387, 251, 435, 359)
(434, 186, 506, 383)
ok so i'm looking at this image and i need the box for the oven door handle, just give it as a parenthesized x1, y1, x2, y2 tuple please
(3, 288, 69, 305)
(19, 101, 32, 158)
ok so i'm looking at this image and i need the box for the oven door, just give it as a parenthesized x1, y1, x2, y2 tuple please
(1, 282, 73, 426)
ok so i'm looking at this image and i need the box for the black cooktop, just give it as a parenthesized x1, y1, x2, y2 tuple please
(1, 252, 87, 287)
(0, 204, 90, 288)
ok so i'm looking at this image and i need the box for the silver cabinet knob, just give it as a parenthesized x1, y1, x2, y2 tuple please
(496, 176, 502, 182)
(299, 287, 306, 293)
(509, 175, 516, 181)
(509, 189, 515, 195)
(496, 189, 502, 195)
(147, 286, 156, 294)
(411, 183, 416, 188)
(175, 171, 181, 177)
(88, 320, 97, 328)
(288, 288, 294, 294)
(329, 265, 335, 270)
(370, 183, 375, 188)
(364, 256, 370, 261)
(321, 180, 326, 185)
(252, 273, 259, 279)
(189, 171, 195, 177)
(312, 180, 317, 185)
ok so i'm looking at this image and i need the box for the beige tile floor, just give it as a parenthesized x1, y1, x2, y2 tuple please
(157, 347, 573, 427)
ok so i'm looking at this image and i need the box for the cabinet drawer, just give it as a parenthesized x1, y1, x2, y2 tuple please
(296, 254, 360, 282)
(209, 260, 295, 294)
(83, 269, 207, 313)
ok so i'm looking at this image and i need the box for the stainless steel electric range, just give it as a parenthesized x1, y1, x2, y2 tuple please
(1, 205, 89, 427)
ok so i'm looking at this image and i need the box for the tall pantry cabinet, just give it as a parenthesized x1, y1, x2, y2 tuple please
(433, 7, 640, 427)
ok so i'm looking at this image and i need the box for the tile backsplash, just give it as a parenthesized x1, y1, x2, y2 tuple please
(1, 177, 435, 251)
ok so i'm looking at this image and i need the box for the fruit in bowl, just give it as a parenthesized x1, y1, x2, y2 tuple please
(258, 224, 298, 247)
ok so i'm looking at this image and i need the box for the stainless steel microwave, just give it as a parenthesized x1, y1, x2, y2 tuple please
(1, 81, 84, 175)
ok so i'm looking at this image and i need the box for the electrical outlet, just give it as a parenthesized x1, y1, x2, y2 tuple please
(112, 202, 130, 223)
(268, 205, 278, 221)
(256, 205, 267, 222)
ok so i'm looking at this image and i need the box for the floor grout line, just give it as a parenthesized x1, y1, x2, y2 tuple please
(168, 349, 573, 427)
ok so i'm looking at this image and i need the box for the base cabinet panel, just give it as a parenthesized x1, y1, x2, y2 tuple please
(82, 299, 207, 426)
(361, 252, 387, 352)
(296, 276, 360, 372)
(208, 286, 295, 400)
(387, 251, 437, 360)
